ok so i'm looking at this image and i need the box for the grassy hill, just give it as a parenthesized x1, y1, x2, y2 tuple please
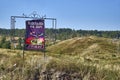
(46, 36, 120, 79)
(0, 36, 120, 80)
(47, 36, 120, 67)
(48, 36, 119, 57)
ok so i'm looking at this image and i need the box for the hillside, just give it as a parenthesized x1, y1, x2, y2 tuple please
(48, 36, 120, 56)
(0, 36, 120, 80)
(49, 37, 119, 58)
(46, 36, 120, 79)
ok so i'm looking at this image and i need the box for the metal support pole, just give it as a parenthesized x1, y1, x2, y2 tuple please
(55, 19, 57, 43)
(52, 19, 55, 43)
(11, 16, 16, 49)
(44, 19, 46, 60)
(117, 38, 120, 54)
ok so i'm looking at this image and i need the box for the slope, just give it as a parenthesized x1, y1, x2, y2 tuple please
(47, 36, 120, 65)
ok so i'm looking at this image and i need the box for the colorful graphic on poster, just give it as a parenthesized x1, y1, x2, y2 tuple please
(25, 19, 45, 50)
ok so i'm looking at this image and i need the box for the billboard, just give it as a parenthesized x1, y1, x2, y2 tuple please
(25, 19, 45, 50)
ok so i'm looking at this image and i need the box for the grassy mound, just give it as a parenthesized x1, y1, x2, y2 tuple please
(0, 36, 120, 80)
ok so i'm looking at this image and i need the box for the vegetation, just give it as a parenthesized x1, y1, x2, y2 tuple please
(0, 36, 11, 49)
(0, 28, 120, 40)
(46, 57, 120, 80)
(16, 38, 23, 49)
(0, 36, 120, 80)
(0, 28, 120, 80)
(46, 36, 120, 79)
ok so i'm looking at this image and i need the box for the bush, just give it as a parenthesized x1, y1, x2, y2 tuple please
(0, 36, 11, 49)
(1, 41, 11, 49)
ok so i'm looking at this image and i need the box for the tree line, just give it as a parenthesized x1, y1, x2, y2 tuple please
(0, 28, 120, 40)
(0, 28, 120, 49)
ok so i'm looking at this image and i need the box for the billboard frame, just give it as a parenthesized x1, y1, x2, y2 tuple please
(10, 11, 57, 59)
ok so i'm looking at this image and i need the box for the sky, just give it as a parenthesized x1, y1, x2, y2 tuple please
(0, 0, 120, 30)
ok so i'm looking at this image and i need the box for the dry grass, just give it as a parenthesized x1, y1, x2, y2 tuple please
(0, 36, 120, 80)
(0, 49, 47, 80)
(46, 36, 120, 79)
(46, 56, 120, 80)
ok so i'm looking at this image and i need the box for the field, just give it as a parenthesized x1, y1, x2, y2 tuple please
(0, 36, 120, 80)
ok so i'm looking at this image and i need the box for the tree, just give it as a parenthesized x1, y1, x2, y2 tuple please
(16, 38, 22, 49)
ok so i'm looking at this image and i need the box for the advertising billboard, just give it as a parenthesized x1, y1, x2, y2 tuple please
(25, 19, 45, 50)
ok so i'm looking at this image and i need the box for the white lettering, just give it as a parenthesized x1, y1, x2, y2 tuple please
(27, 21, 44, 26)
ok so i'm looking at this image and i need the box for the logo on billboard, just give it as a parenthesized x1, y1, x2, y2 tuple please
(25, 19, 45, 50)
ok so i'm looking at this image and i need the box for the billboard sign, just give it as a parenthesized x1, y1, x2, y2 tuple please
(25, 19, 45, 50)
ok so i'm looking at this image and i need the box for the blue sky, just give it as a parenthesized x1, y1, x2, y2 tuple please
(0, 0, 120, 30)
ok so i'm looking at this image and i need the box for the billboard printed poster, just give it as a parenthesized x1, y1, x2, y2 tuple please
(25, 19, 45, 50)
